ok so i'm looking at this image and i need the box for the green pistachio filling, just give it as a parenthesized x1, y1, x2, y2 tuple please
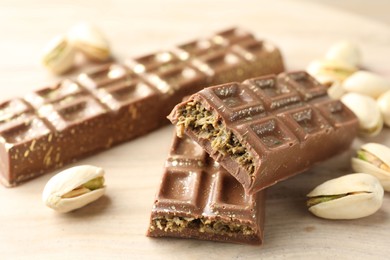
(151, 216, 255, 236)
(176, 101, 255, 176)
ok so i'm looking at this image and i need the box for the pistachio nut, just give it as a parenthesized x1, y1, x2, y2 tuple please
(342, 71, 390, 99)
(352, 143, 390, 191)
(67, 22, 111, 61)
(307, 173, 384, 220)
(42, 165, 106, 213)
(377, 90, 390, 127)
(306, 59, 357, 87)
(327, 81, 346, 100)
(341, 92, 383, 137)
(42, 34, 76, 74)
(324, 41, 361, 68)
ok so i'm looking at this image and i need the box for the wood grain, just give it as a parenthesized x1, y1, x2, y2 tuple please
(0, 0, 390, 258)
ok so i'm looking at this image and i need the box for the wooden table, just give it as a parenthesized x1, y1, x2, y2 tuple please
(1, 1, 390, 258)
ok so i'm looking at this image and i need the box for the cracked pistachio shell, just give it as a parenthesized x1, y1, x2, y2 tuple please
(67, 22, 111, 61)
(306, 59, 357, 86)
(42, 34, 76, 74)
(377, 90, 390, 127)
(327, 81, 346, 100)
(342, 71, 390, 99)
(42, 165, 105, 213)
(307, 173, 384, 220)
(324, 41, 361, 67)
(341, 92, 383, 137)
(352, 143, 390, 191)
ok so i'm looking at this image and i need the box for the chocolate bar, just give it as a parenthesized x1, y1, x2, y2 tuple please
(147, 133, 265, 245)
(168, 71, 358, 194)
(0, 28, 284, 187)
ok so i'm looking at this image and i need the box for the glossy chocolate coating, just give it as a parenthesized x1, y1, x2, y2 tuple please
(147, 133, 265, 245)
(169, 72, 359, 194)
(0, 27, 284, 187)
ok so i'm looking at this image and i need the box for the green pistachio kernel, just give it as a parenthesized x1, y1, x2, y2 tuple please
(307, 194, 346, 207)
(83, 176, 104, 190)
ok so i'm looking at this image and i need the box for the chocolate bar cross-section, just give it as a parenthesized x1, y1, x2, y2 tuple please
(168, 72, 358, 194)
(147, 133, 265, 245)
(0, 27, 284, 187)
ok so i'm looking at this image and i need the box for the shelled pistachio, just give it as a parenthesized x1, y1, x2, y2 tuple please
(42, 23, 111, 74)
(67, 22, 111, 61)
(307, 173, 384, 220)
(342, 71, 390, 99)
(324, 41, 361, 68)
(42, 35, 76, 74)
(42, 165, 106, 213)
(377, 90, 390, 127)
(327, 81, 346, 100)
(352, 143, 390, 192)
(341, 92, 383, 137)
(306, 59, 357, 88)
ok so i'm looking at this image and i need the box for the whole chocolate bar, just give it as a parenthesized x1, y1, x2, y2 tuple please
(0, 28, 284, 187)
(168, 71, 358, 194)
(147, 133, 265, 245)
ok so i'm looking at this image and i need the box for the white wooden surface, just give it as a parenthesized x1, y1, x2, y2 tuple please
(0, 1, 390, 259)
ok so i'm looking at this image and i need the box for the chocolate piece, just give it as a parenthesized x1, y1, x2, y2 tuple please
(147, 133, 265, 245)
(0, 27, 284, 187)
(168, 72, 359, 194)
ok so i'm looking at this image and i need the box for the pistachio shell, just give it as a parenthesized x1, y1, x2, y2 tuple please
(307, 173, 383, 219)
(48, 188, 105, 213)
(327, 81, 345, 100)
(42, 35, 76, 74)
(324, 41, 361, 67)
(351, 143, 390, 191)
(42, 165, 105, 213)
(67, 22, 111, 61)
(377, 90, 390, 127)
(312, 74, 340, 88)
(341, 92, 383, 137)
(342, 71, 390, 98)
(306, 59, 357, 86)
(360, 143, 390, 168)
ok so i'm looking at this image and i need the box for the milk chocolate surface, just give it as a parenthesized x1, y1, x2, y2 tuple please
(169, 72, 358, 194)
(0, 27, 284, 187)
(147, 133, 265, 245)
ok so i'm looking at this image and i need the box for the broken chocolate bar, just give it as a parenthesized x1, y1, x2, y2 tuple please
(168, 71, 358, 194)
(0, 28, 284, 187)
(147, 133, 265, 245)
